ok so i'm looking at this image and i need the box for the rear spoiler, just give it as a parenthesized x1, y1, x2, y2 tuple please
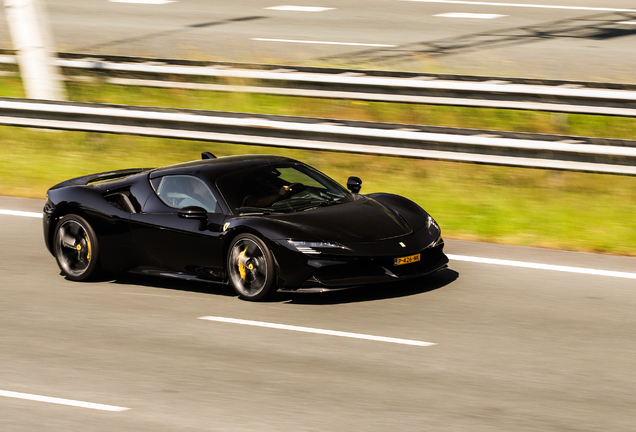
(50, 168, 153, 190)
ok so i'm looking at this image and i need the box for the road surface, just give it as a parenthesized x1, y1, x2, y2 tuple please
(1, 195, 635, 431)
(1, 0, 635, 79)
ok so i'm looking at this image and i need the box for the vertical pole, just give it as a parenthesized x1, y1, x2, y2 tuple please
(4, 0, 66, 100)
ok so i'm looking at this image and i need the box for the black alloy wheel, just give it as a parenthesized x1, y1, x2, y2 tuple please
(53, 215, 100, 281)
(227, 233, 276, 301)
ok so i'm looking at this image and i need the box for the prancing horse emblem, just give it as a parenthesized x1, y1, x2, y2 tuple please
(399, 242, 406, 247)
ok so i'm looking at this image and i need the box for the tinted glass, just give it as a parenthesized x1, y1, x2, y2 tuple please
(216, 163, 351, 214)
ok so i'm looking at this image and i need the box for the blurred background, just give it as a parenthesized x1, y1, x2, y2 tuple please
(0, 0, 635, 253)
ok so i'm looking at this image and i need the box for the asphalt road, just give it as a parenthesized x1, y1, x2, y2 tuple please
(1, 195, 635, 431)
(1, 0, 636, 80)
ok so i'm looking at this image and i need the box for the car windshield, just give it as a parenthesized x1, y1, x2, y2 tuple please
(216, 163, 352, 215)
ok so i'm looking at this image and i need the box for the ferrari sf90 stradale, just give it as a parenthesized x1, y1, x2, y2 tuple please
(44, 153, 447, 301)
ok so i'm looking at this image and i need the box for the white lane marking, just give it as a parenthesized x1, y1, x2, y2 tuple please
(0, 209, 43, 218)
(199, 316, 436, 346)
(252, 38, 396, 47)
(0, 390, 130, 412)
(447, 254, 636, 280)
(435, 12, 507, 18)
(266, 6, 335, 12)
(109, 0, 176, 4)
(400, 0, 636, 13)
(619, 21, 636, 25)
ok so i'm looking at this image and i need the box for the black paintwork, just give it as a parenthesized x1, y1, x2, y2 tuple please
(44, 154, 448, 292)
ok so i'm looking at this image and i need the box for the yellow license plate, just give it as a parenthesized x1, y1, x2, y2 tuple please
(394, 253, 421, 266)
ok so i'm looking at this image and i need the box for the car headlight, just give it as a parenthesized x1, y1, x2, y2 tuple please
(426, 215, 443, 247)
(286, 240, 351, 255)
(426, 214, 439, 230)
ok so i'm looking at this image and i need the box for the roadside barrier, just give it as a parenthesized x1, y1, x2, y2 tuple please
(1, 52, 636, 117)
(0, 97, 634, 176)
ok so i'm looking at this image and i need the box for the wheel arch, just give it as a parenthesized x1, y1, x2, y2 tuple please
(222, 226, 282, 277)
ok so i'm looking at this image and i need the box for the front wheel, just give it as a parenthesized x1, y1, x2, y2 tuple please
(53, 214, 100, 281)
(227, 233, 276, 301)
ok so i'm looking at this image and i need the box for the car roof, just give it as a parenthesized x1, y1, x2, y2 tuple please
(149, 154, 297, 180)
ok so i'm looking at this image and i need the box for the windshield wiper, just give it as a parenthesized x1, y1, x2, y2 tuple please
(293, 199, 343, 212)
(239, 211, 271, 216)
(319, 199, 343, 207)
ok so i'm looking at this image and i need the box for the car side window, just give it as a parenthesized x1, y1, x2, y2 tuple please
(155, 175, 219, 212)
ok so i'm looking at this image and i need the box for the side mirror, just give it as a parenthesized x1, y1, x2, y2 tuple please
(178, 206, 208, 230)
(178, 206, 208, 220)
(347, 176, 362, 194)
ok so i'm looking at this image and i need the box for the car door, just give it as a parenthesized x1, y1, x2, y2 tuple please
(129, 174, 228, 278)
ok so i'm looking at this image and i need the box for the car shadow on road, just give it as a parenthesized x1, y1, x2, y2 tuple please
(102, 267, 458, 303)
(107, 272, 237, 298)
(277, 268, 459, 305)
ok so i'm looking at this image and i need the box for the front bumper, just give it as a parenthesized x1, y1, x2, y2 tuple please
(274, 236, 448, 292)
(297, 242, 448, 290)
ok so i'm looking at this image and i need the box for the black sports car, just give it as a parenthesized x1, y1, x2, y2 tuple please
(43, 153, 448, 301)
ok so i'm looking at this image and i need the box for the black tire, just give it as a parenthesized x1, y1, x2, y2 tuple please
(227, 233, 276, 301)
(53, 214, 100, 281)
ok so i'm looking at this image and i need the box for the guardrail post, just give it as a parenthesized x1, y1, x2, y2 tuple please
(3, 0, 66, 100)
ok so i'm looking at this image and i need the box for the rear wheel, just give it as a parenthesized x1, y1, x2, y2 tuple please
(53, 215, 100, 281)
(227, 233, 276, 301)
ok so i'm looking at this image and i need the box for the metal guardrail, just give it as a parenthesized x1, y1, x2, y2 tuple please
(1, 51, 636, 117)
(0, 97, 634, 176)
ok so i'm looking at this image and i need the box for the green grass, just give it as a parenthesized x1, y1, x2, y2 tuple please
(1, 76, 635, 256)
(63, 78, 636, 139)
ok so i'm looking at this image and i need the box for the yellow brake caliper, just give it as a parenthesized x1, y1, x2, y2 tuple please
(85, 234, 91, 262)
(238, 248, 247, 281)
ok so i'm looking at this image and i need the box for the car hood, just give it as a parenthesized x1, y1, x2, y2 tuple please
(271, 196, 412, 242)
